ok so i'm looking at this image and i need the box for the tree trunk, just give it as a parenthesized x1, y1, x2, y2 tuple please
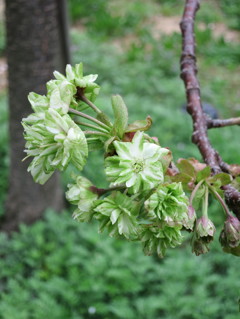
(2, 0, 70, 231)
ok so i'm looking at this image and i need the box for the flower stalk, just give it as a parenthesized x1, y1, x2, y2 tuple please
(68, 107, 111, 131)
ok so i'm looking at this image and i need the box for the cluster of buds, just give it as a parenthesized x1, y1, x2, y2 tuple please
(22, 63, 100, 184)
(22, 63, 239, 258)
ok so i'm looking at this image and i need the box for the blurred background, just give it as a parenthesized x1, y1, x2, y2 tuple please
(0, 0, 240, 318)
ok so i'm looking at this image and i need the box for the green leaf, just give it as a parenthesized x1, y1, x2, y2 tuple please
(177, 159, 196, 179)
(126, 116, 152, 133)
(171, 173, 192, 187)
(196, 166, 211, 182)
(111, 95, 128, 138)
(208, 173, 232, 186)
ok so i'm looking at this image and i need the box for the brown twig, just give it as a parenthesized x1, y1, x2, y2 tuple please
(207, 117, 240, 129)
(180, 0, 240, 219)
(90, 185, 125, 196)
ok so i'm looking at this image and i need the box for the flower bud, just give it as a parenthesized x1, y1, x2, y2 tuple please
(195, 216, 215, 243)
(182, 205, 196, 231)
(66, 176, 98, 222)
(191, 236, 209, 256)
(219, 230, 240, 256)
(223, 215, 240, 248)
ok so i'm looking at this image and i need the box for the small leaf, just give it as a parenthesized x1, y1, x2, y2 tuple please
(111, 95, 128, 138)
(187, 158, 207, 172)
(208, 173, 232, 186)
(228, 164, 240, 177)
(126, 116, 152, 133)
(171, 173, 192, 186)
(177, 159, 196, 179)
(196, 166, 211, 182)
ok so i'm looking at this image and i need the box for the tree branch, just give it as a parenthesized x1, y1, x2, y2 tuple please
(207, 117, 240, 129)
(180, 0, 240, 219)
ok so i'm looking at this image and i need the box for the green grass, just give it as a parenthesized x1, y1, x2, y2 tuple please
(0, 210, 239, 319)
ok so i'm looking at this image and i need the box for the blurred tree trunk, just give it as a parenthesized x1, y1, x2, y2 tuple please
(2, 0, 70, 232)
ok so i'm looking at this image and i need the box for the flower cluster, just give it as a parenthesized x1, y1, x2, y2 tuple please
(22, 63, 239, 258)
(22, 64, 100, 184)
(66, 130, 192, 257)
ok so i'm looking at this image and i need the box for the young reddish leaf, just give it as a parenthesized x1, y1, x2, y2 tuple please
(177, 159, 196, 179)
(126, 116, 152, 133)
(171, 173, 193, 190)
(228, 164, 240, 177)
(161, 149, 173, 173)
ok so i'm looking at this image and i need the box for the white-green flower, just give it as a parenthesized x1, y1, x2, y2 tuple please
(105, 131, 171, 193)
(66, 175, 98, 222)
(28, 92, 49, 112)
(47, 79, 77, 114)
(145, 182, 189, 224)
(23, 92, 49, 125)
(94, 192, 139, 239)
(140, 223, 183, 257)
(53, 63, 100, 110)
(23, 108, 88, 184)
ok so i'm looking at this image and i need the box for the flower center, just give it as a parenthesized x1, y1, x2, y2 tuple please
(132, 159, 144, 173)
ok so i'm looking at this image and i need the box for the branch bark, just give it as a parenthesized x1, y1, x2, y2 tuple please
(207, 117, 240, 129)
(180, 0, 240, 219)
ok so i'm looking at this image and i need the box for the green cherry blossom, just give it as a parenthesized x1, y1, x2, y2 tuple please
(47, 79, 77, 114)
(105, 131, 171, 194)
(53, 63, 100, 110)
(23, 92, 49, 125)
(66, 175, 98, 222)
(93, 192, 139, 239)
(140, 223, 183, 258)
(144, 182, 189, 224)
(23, 108, 88, 184)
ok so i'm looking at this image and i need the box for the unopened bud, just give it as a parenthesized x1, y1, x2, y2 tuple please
(182, 205, 196, 231)
(224, 215, 240, 248)
(191, 236, 209, 256)
(219, 230, 240, 257)
(195, 216, 215, 243)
